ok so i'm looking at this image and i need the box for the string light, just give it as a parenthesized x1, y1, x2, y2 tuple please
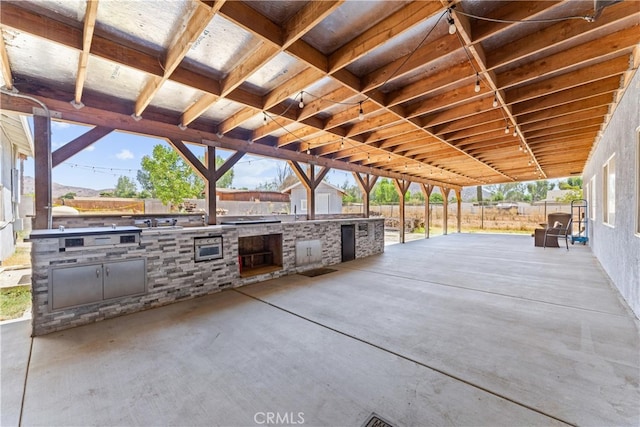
(306, 143, 310, 155)
(518, 145, 523, 151)
(492, 95, 498, 108)
(388, 154, 391, 161)
(340, 138, 344, 149)
(474, 74, 481, 93)
(358, 101, 364, 121)
(504, 125, 510, 134)
(263, 112, 267, 124)
(447, 11, 456, 35)
(298, 92, 304, 109)
(513, 128, 518, 137)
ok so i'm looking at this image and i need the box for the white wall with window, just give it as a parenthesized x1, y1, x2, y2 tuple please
(589, 176, 596, 220)
(582, 69, 640, 318)
(603, 154, 615, 226)
(636, 128, 640, 235)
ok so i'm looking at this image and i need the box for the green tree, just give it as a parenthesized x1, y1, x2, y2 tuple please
(140, 145, 205, 206)
(526, 180, 555, 202)
(215, 155, 234, 188)
(429, 192, 443, 203)
(136, 169, 154, 197)
(372, 178, 399, 204)
(340, 180, 362, 204)
(114, 176, 138, 198)
(559, 177, 583, 190)
(60, 192, 76, 200)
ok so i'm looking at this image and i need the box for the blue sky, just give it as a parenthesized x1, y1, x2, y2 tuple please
(24, 120, 355, 191)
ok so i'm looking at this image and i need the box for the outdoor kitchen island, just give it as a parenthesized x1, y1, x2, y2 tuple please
(29, 217, 384, 335)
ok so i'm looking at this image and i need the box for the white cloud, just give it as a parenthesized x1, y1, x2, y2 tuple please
(51, 141, 63, 149)
(116, 149, 134, 160)
(84, 145, 95, 152)
(52, 122, 71, 130)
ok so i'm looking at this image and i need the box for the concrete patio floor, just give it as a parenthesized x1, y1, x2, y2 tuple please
(1, 233, 638, 426)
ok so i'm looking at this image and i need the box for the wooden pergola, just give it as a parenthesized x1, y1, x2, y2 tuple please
(1, 1, 638, 240)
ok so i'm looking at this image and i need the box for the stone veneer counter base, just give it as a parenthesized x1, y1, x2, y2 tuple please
(30, 218, 384, 335)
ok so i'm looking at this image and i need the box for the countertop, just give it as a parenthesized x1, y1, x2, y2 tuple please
(29, 226, 142, 239)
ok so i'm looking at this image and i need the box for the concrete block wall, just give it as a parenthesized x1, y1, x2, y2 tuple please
(31, 218, 384, 335)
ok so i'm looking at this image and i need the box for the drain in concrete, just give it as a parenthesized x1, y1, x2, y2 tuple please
(298, 268, 337, 278)
(362, 413, 395, 427)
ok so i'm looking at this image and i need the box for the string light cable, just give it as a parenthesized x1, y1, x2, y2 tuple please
(453, 9, 598, 24)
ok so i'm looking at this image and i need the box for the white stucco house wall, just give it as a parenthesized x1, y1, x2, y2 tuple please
(0, 112, 33, 263)
(582, 69, 640, 319)
(282, 181, 346, 216)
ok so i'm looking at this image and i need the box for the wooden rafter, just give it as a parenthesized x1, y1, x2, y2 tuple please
(134, 1, 223, 117)
(52, 126, 113, 167)
(74, 0, 99, 106)
(0, 28, 12, 89)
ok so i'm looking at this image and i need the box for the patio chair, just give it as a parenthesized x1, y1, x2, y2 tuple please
(543, 218, 572, 250)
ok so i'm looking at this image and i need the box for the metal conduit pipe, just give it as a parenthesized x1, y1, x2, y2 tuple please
(0, 87, 53, 229)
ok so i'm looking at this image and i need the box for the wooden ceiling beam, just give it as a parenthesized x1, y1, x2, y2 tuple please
(498, 35, 637, 90)
(506, 59, 627, 105)
(451, 3, 526, 179)
(471, 1, 563, 43)
(524, 122, 602, 140)
(362, 34, 461, 92)
(0, 27, 13, 90)
(1, 88, 458, 190)
(512, 78, 619, 116)
(134, 2, 220, 116)
(520, 107, 609, 132)
(73, 0, 99, 105)
(422, 95, 495, 129)
(487, 2, 639, 69)
(517, 95, 613, 124)
(328, 1, 444, 73)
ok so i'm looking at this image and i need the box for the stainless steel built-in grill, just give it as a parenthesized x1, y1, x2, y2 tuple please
(43, 226, 142, 252)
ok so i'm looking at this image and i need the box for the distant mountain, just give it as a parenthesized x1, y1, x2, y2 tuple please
(22, 176, 112, 198)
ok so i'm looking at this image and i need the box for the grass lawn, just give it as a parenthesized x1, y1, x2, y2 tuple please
(0, 286, 31, 321)
(2, 245, 31, 267)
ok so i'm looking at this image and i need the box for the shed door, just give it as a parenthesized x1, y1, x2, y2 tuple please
(317, 193, 330, 214)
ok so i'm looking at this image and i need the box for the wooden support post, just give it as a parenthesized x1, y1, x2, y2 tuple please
(440, 186, 451, 236)
(393, 178, 411, 244)
(205, 146, 217, 225)
(456, 188, 462, 233)
(353, 172, 378, 218)
(33, 114, 51, 229)
(171, 140, 245, 225)
(420, 184, 433, 239)
(289, 161, 330, 221)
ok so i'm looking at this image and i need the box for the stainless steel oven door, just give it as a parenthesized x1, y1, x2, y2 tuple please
(194, 236, 223, 262)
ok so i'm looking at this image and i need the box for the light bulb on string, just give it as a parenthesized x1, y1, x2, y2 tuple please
(263, 112, 267, 124)
(388, 154, 391, 161)
(492, 95, 498, 108)
(367, 153, 370, 161)
(513, 128, 518, 137)
(505, 125, 510, 134)
(340, 138, 344, 149)
(447, 16, 456, 35)
(298, 92, 304, 109)
(358, 101, 364, 121)
(518, 145, 523, 151)
(306, 144, 310, 155)
(474, 74, 481, 93)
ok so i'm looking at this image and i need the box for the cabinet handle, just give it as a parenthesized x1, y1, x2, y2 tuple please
(96, 269, 100, 278)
